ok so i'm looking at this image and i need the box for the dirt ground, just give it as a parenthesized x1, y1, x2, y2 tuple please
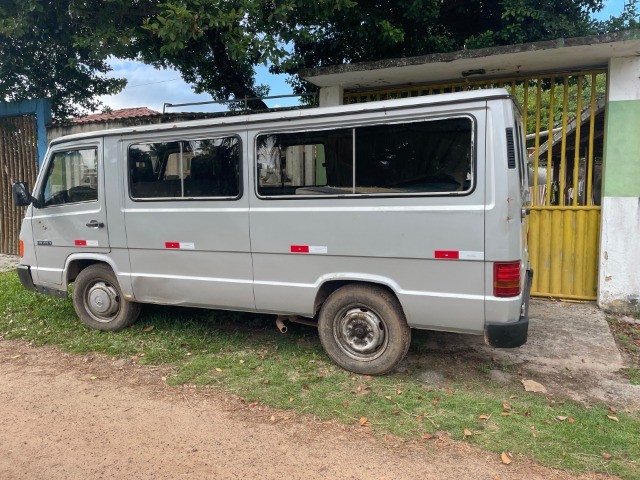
(0, 340, 617, 480)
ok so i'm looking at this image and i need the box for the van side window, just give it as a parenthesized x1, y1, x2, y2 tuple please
(355, 118, 472, 193)
(256, 117, 473, 197)
(41, 148, 98, 207)
(129, 137, 240, 200)
(256, 129, 353, 196)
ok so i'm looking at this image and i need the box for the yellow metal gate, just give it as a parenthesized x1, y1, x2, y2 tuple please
(344, 71, 606, 300)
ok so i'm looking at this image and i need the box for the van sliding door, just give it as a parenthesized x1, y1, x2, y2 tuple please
(122, 133, 254, 310)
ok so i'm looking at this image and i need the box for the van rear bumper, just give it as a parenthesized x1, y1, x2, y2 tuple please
(484, 269, 533, 348)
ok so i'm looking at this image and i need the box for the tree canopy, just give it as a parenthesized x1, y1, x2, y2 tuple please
(0, 0, 637, 119)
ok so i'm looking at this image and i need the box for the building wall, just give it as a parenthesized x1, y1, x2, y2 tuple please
(599, 56, 640, 312)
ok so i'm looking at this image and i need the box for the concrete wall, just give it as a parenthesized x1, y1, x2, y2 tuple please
(599, 56, 640, 312)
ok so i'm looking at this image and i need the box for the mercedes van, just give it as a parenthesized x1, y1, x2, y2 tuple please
(13, 89, 532, 374)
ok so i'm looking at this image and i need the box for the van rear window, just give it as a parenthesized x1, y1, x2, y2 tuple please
(256, 117, 473, 197)
(128, 137, 240, 200)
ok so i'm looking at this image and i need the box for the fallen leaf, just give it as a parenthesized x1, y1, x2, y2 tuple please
(432, 397, 439, 407)
(270, 415, 276, 422)
(186, 352, 192, 356)
(609, 406, 617, 413)
(363, 375, 373, 381)
(568, 418, 575, 423)
(478, 414, 490, 420)
(385, 396, 392, 401)
(602, 453, 612, 459)
(215, 367, 222, 372)
(556, 416, 568, 421)
(90, 375, 97, 380)
(501, 412, 511, 416)
(509, 394, 518, 399)
(503, 402, 511, 410)
(143, 325, 154, 332)
(607, 415, 619, 422)
(262, 379, 270, 385)
(289, 397, 294, 403)
(358, 417, 368, 426)
(422, 433, 433, 440)
(501, 452, 512, 465)
(239, 359, 245, 364)
(464, 429, 472, 436)
(416, 416, 423, 423)
(521, 379, 547, 393)
(396, 390, 403, 395)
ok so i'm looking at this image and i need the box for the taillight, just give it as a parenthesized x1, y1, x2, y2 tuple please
(494, 261, 521, 297)
(19, 240, 24, 258)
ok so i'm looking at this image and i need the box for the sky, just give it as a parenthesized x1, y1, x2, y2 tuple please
(97, 0, 631, 114)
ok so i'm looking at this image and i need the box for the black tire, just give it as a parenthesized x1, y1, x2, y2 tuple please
(318, 284, 411, 375)
(72, 264, 141, 331)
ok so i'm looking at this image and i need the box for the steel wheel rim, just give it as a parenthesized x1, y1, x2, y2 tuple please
(333, 305, 388, 361)
(84, 280, 120, 323)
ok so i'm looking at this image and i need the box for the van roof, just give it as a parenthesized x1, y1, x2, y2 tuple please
(51, 88, 513, 146)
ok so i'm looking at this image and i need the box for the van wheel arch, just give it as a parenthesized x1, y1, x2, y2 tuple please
(314, 280, 404, 316)
(67, 259, 105, 283)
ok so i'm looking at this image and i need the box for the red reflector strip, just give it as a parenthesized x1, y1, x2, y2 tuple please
(291, 245, 310, 254)
(75, 240, 87, 246)
(165, 242, 180, 249)
(435, 250, 459, 259)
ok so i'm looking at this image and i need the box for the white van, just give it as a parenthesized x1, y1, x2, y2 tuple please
(13, 89, 532, 375)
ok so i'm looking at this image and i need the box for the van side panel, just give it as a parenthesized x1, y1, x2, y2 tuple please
(249, 103, 488, 333)
(122, 130, 255, 311)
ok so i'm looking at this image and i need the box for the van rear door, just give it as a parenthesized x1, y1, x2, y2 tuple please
(31, 140, 110, 285)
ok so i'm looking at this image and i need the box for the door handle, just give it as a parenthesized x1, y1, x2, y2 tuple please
(86, 220, 104, 229)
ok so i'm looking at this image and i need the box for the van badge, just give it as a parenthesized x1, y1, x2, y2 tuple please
(37, 240, 52, 246)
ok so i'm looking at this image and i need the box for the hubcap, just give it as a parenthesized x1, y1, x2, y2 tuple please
(86, 281, 119, 322)
(335, 307, 387, 360)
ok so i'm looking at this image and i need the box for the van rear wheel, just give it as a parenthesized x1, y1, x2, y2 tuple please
(73, 264, 141, 331)
(318, 284, 411, 375)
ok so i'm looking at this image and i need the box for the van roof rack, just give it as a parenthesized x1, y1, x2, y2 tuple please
(162, 93, 317, 114)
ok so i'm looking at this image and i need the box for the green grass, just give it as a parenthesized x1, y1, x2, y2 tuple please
(2, 272, 639, 478)
(626, 368, 640, 386)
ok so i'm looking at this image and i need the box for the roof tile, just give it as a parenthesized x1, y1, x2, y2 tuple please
(71, 107, 161, 124)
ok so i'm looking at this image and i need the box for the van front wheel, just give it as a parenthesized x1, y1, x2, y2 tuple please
(73, 264, 141, 331)
(318, 285, 411, 375)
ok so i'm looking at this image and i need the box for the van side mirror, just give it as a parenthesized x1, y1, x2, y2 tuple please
(12, 182, 40, 208)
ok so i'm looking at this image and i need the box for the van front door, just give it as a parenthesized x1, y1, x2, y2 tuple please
(31, 142, 110, 285)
